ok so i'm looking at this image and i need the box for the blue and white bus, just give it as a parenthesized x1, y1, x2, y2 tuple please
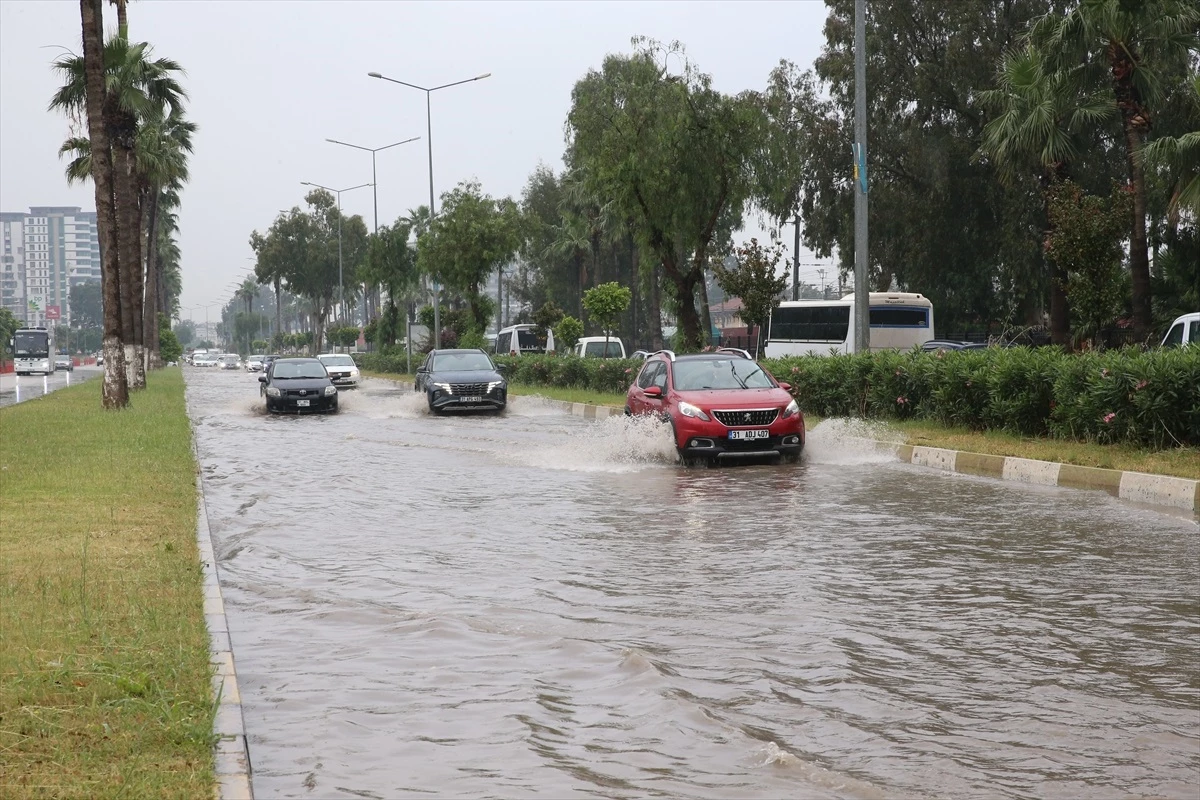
(764, 292, 935, 357)
(12, 326, 55, 375)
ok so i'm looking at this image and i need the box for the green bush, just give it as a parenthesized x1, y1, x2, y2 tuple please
(353, 351, 416, 374)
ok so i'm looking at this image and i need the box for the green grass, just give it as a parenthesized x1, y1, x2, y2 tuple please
(0, 368, 214, 799)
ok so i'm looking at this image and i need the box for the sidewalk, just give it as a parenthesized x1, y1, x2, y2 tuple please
(548, 397, 1200, 516)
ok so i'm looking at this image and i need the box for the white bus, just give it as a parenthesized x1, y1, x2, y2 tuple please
(496, 324, 555, 356)
(11, 326, 55, 375)
(764, 292, 935, 357)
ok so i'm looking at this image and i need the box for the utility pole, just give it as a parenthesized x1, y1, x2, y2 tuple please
(853, 0, 870, 353)
(817, 268, 827, 299)
(792, 211, 801, 301)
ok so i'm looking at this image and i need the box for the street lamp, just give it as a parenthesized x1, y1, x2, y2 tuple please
(367, 69, 491, 348)
(300, 180, 373, 326)
(325, 135, 421, 328)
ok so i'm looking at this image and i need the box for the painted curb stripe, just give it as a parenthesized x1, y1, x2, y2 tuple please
(551, 395, 1198, 515)
(196, 476, 254, 800)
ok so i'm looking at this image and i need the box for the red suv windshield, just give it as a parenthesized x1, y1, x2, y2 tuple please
(671, 358, 775, 391)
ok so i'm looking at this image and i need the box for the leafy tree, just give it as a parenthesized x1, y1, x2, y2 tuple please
(582, 282, 632, 355)
(978, 44, 1114, 345)
(806, 0, 1059, 334)
(361, 219, 419, 348)
(554, 315, 584, 352)
(0, 307, 18, 371)
(1046, 181, 1134, 348)
(532, 300, 564, 349)
(1141, 75, 1200, 219)
(1029, 0, 1200, 341)
(69, 280, 103, 328)
(712, 239, 789, 358)
(567, 37, 761, 350)
(251, 339, 269, 352)
(158, 314, 182, 363)
(417, 181, 522, 333)
(173, 319, 195, 347)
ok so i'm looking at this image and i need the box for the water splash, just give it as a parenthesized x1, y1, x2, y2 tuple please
(510, 413, 678, 473)
(804, 418, 902, 465)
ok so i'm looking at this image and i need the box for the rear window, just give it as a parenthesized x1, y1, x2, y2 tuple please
(517, 329, 540, 350)
(870, 307, 929, 327)
(583, 341, 623, 357)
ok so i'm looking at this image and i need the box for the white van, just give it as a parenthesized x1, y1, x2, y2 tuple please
(1161, 312, 1199, 348)
(496, 324, 555, 356)
(573, 336, 626, 358)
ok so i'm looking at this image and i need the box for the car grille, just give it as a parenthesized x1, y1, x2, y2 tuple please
(450, 382, 489, 395)
(712, 408, 778, 427)
(285, 388, 323, 399)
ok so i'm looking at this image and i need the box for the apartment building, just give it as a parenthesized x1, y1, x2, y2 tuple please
(0, 206, 101, 326)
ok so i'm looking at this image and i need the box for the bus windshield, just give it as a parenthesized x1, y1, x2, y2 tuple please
(14, 331, 50, 357)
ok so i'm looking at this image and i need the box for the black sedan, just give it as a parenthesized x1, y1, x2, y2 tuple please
(259, 357, 339, 414)
(414, 349, 507, 414)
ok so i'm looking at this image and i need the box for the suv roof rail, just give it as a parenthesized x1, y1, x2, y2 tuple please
(714, 347, 752, 359)
(650, 349, 676, 361)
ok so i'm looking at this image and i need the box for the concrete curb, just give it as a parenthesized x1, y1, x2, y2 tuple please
(196, 476, 254, 800)
(537, 393, 1198, 516)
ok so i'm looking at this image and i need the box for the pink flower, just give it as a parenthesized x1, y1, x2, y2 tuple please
(1135, 380, 1148, 390)
(623, 368, 631, 374)
(1103, 412, 1116, 424)
(896, 396, 908, 405)
(965, 380, 972, 387)
(1101, 368, 1110, 378)
(895, 369, 902, 376)
(791, 366, 798, 374)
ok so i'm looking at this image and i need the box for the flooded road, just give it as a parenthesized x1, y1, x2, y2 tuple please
(0, 366, 100, 408)
(185, 368, 1200, 800)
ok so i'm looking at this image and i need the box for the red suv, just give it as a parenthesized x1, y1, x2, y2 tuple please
(626, 350, 805, 464)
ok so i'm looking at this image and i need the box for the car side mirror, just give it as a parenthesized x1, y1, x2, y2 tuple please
(778, 382, 791, 391)
(258, 375, 267, 383)
(644, 386, 663, 398)
(495, 363, 506, 372)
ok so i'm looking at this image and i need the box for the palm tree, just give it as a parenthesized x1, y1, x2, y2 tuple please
(545, 214, 591, 319)
(1029, 0, 1200, 341)
(63, 0, 127, 407)
(978, 44, 1114, 346)
(51, 34, 187, 387)
(1141, 75, 1200, 222)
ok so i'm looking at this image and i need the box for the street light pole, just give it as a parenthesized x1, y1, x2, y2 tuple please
(325, 136, 420, 325)
(368, 70, 491, 349)
(300, 180, 372, 336)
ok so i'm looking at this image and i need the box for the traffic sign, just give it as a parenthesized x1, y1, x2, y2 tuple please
(45, 306, 61, 320)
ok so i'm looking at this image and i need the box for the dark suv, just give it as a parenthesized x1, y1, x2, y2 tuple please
(415, 349, 507, 414)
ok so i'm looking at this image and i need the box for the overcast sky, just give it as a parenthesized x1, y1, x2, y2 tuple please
(0, 0, 834, 319)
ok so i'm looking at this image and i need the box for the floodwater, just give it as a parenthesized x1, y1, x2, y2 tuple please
(185, 368, 1200, 800)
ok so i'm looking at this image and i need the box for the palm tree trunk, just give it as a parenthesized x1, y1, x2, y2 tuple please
(1111, 47, 1153, 341)
(144, 190, 162, 369)
(111, 135, 142, 387)
(79, 0, 127, 408)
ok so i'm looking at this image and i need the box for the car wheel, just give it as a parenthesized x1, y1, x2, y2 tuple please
(624, 405, 632, 416)
(783, 452, 801, 464)
(427, 393, 441, 415)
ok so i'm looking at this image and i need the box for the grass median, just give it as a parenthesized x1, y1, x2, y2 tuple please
(0, 368, 214, 799)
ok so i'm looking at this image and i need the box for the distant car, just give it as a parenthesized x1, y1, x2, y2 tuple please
(630, 350, 652, 361)
(414, 348, 507, 414)
(572, 336, 626, 358)
(193, 352, 220, 367)
(626, 350, 804, 465)
(218, 354, 242, 370)
(245, 354, 265, 372)
(95, 353, 104, 366)
(258, 357, 338, 414)
(317, 353, 360, 387)
(54, 355, 73, 372)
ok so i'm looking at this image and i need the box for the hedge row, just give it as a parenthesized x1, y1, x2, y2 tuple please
(356, 348, 1200, 448)
(772, 347, 1200, 449)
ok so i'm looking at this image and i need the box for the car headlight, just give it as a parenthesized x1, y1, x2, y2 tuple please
(350, 368, 360, 377)
(678, 401, 710, 421)
(782, 398, 799, 418)
(487, 381, 504, 392)
(433, 382, 452, 394)
(324, 385, 338, 396)
(266, 387, 281, 397)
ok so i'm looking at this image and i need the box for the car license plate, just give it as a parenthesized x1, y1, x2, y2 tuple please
(461, 396, 482, 403)
(729, 428, 769, 440)
(296, 399, 310, 407)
